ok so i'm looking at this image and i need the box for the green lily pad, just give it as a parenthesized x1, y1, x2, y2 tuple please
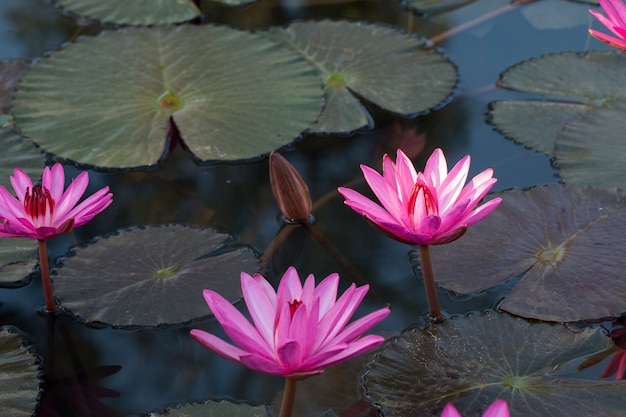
(0, 240, 37, 285)
(268, 20, 458, 133)
(402, 0, 476, 15)
(13, 25, 323, 168)
(54, 0, 201, 25)
(53, 225, 259, 327)
(0, 128, 45, 284)
(0, 328, 40, 417)
(149, 400, 269, 417)
(363, 313, 626, 417)
(489, 51, 626, 187)
(0, 60, 30, 114)
(429, 185, 626, 322)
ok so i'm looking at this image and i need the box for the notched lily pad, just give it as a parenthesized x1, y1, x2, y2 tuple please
(268, 20, 458, 133)
(363, 313, 626, 417)
(53, 225, 260, 327)
(0, 328, 40, 417)
(149, 400, 270, 417)
(489, 50, 626, 187)
(13, 25, 323, 168)
(430, 185, 626, 322)
(54, 0, 201, 25)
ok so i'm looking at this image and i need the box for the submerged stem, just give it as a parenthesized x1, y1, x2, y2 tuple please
(419, 245, 444, 323)
(278, 377, 298, 417)
(38, 239, 57, 313)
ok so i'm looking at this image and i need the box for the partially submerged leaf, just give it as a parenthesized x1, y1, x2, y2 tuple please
(13, 25, 323, 168)
(0, 328, 40, 417)
(53, 225, 259, 327)
(149, 400, 270, 417)
(489, 51, 626, 187)
(363, 313, 625, 417)
(54, 0, 201, 25)
(430, 185, 626, 322)
(268, 20, 458, 133)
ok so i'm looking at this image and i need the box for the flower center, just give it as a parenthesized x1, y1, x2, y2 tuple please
(408, 182, 437, 217)
(24, 185, 55, 221)
(288, 299, 302, 317)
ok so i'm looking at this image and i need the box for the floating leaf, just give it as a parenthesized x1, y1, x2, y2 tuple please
(363, 313, 626, 417)
(13, 25, 323, 168)
(0, 128, 44, 283)
(268, 20, 458, 133)
(489, 51, 626, 187)
(402, 0, 476, 15)
(53, 225, 259, 327)
(149, 400, 269, 417)
(0, 328, 40, 417)
(0, 128, 45, 183)
(0, 60, 30, 113)
(0, 240, 37, 285)
(429, 185, 626, 322)
(54, 0, 201, 25)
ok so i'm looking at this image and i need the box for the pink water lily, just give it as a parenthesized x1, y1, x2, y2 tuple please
(191, 266, 390, 378)
(442, 400, 510, 417)
(589, 0, 626, 51)
(0, 163, 112, 240)
(338, 148, 501, 246)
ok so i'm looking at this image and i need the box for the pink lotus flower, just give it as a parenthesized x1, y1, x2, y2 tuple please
(442, 400, 510, 417)
(191, 266, 390, 378)
(338, 148, 501, 246)
(589, 0, 626, 51)
(0, 163, 112, 240)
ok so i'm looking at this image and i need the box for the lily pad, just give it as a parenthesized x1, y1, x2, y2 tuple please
(0, 60, 30, 114)
(13, 25, 324, 168)
(0, 328, 40, 417)
(53, 225, 259, 327)
(268, 20, 458, 133)
(0, 128, 45, 283)
(0, 240, 37, 285)
(402, 0, 476, 15)
(489, 51, 626, 187)
(149, 400, 269, 417)
(430, 185, 626, 322)
(54, 0, 201, 25)
(363, 313, 626, 417)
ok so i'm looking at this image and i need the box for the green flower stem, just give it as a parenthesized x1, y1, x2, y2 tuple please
(38, 239, 57, 313)
(419, 245, 444, 323)
(278, 377, 298, 417)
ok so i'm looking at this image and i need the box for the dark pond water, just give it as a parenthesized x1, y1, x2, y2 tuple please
(0, 0, 617, 416)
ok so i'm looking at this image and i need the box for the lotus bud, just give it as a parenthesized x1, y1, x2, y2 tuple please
(269, 151, 313, 223)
